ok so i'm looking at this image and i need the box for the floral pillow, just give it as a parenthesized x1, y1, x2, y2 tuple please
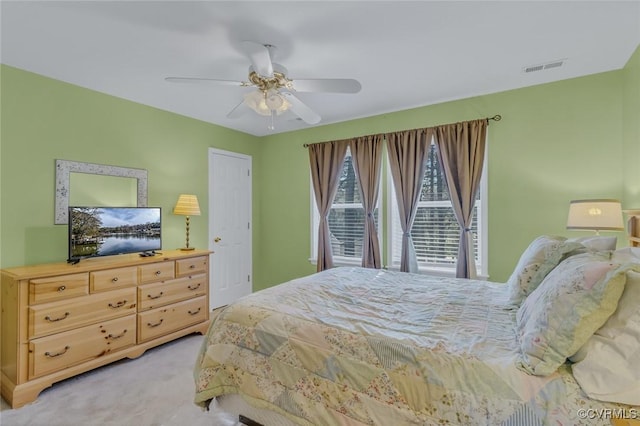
(515, 252, 633, 376)
(507, 235, 583, 304)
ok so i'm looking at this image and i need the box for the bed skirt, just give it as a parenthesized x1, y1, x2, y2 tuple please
(217, 394, 300, 426)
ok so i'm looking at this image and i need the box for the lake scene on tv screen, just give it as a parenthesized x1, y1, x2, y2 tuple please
(70, 207, 161, 258)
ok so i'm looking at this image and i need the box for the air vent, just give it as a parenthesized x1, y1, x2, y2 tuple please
(523, 59, 565, 73)
(543, 61, 563, 70)
(524, 65, 544, 73)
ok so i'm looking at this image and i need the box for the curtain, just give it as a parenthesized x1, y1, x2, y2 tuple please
(349, 135, 383, 269)
(309, 141, 349, 272)
(386, 128, 433, 272)
(434, 119, 487, 279)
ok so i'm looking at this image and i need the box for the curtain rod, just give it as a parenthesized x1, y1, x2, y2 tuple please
(302, 114, 501, 148)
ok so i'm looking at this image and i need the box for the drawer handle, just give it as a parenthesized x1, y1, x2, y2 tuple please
(106, 329, 128, 340)
(57, 285, 66, 292)
(111, 277, 119, 282)
(189, 264, 196, 269)
(187, 283, 201, 291)
(155, 270, 162, 276)
(44, 312, 70, 322)
(108, 300, 127, 309)
(188, 307, 201, 316)
(45, 346, 70, 358)
(147, 319, 163, 328)
(147, 292, 164, 300)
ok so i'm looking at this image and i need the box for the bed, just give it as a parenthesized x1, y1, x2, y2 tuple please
(193, 237, 640, 425)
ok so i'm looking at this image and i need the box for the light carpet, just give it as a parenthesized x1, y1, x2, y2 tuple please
(0, 334, 239, 426)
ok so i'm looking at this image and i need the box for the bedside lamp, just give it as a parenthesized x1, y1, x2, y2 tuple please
(173, 194, 201, 251)
(566, 199, 624, 235)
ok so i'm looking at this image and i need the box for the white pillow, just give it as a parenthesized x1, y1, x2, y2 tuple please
(571, 248, 640, 405)
(567, 236, 617, 252)
(609, 246, 640, 264)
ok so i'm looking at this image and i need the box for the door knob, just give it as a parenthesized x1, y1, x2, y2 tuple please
(214, 237, 222, 243)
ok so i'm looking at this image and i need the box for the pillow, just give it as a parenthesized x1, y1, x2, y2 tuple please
(567, 235, 617, 252)
(570, 248, 640, 405)
(609, 246, 640, 264)
(515, 252, 632, 376)
(507, 235, 584, 304)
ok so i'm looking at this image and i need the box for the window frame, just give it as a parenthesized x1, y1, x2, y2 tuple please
(309, 150, 383, 266)
(385, 141, 488, 278)
(309, 141, 488, 278)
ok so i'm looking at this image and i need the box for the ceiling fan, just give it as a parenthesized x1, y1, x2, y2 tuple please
(165, 41, 361, 130)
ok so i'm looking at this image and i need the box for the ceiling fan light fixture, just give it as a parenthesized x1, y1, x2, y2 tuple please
(265, 88, 285, 110)
(243, 89, 290, 116)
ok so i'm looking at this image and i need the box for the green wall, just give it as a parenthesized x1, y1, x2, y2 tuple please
(0, 65, 260, 268)
(623, 45, 640, 205)
(2, 44, 639, 291)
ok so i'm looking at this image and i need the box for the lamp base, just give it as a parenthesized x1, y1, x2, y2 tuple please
(179, 247, 196, 251)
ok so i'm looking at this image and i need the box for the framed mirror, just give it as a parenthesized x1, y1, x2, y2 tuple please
(55, 159, 148, 224)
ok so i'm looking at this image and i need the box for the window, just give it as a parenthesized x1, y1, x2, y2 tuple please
(311, 141, 487, 275)
(389, 140, 486, 275)
(311, 149, 380, 264)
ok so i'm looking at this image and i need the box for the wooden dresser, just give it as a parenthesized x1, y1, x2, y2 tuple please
(1, 249, 211, 408)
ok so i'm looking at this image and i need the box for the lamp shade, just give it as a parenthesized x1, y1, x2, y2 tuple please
(566, 199, 623, 231)
(173, 194, 201, 216)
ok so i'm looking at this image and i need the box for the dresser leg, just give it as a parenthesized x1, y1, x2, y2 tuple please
(4, 378, 53, 409)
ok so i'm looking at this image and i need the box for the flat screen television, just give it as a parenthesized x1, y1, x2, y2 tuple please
(68, 206, 162, 261)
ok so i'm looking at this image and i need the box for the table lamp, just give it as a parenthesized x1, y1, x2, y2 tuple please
(173, 194, 201, 250)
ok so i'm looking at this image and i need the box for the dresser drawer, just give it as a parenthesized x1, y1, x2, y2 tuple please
(176, 256, 208, 277)
(137, 296, 207, 343)
(29, 287, 137, 338)
(90, 266, 137, 292)
(138, 273, 207, 311)
(29, 273, 89, 305)
(29, 314, 136, 379)
(139, 261, 175, 284)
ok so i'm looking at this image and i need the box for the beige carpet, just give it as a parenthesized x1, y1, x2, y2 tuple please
(0, 334, 239, 426)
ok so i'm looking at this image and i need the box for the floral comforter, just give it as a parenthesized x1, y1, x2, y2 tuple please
(194, 267, 633, 425)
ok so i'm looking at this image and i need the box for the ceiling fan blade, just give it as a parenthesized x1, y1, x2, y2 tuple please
(291, 78, 362, 93)
(165, 77, 245, 86)
(226, 100, 249, 119)
(280, 92, 321, 124)
(241, 41, 274, 77)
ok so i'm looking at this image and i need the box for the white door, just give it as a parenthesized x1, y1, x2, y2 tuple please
(208, 148, 252, 309)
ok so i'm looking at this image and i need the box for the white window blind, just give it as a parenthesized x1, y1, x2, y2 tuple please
(389, 140, 484, 272)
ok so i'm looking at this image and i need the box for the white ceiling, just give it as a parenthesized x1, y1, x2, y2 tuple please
(2, 1, 639, 137)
